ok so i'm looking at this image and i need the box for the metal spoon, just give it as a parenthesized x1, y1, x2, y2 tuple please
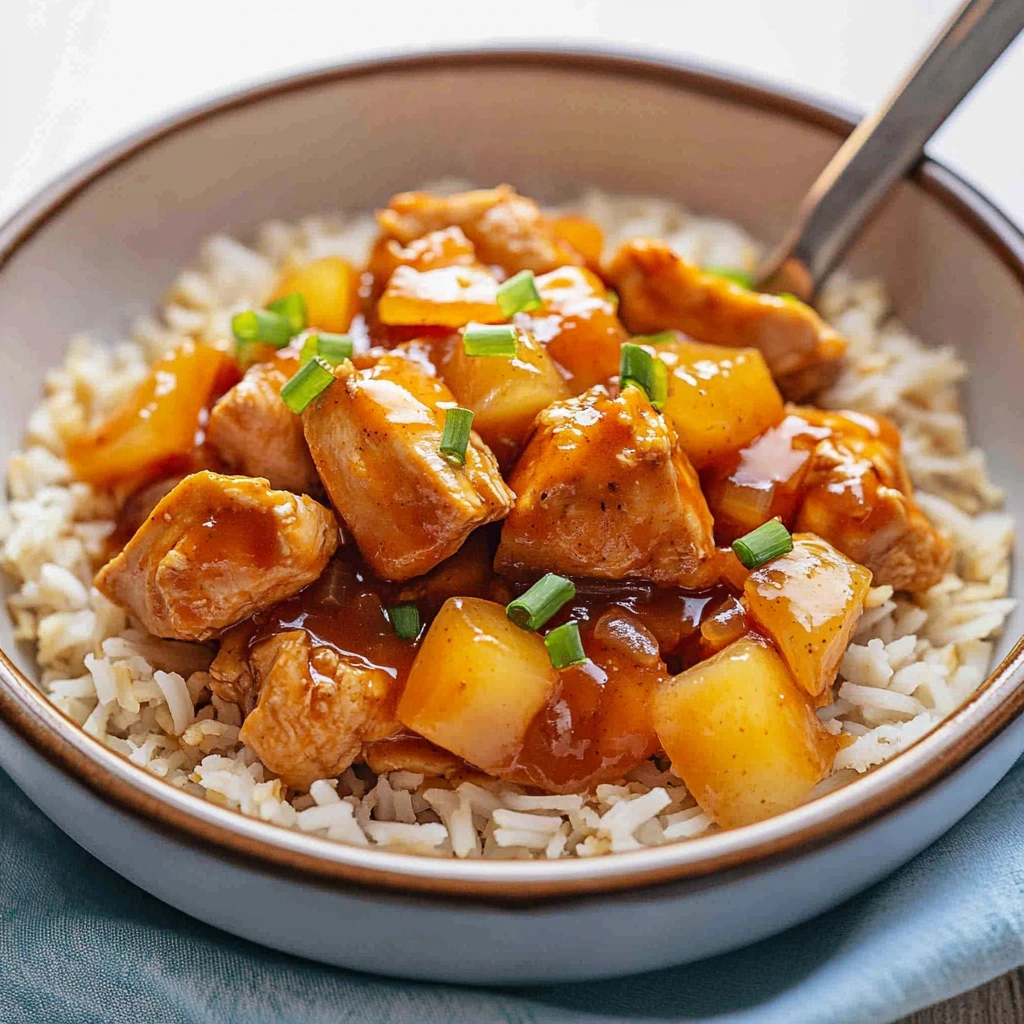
(756, 0, 1024, 299)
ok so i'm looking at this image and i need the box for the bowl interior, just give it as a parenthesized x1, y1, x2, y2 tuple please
(0, 53, 1021, 890)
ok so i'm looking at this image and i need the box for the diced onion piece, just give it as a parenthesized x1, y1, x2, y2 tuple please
(732, 518, 793, 570)
(496, 270, 543, 318)
(506, 573, 576, 631)
(280, 356, 336, 414)
(439, 407, 474, 466)
(593, 608, 661, 668)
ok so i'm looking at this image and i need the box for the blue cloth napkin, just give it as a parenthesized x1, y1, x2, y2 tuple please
(3, 763, 1024, 1024)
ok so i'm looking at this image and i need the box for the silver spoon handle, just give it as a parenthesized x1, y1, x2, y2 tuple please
(757, 0, 1024, 296)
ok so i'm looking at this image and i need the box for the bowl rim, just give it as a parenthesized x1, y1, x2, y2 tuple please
(1, 45, 1023, 903)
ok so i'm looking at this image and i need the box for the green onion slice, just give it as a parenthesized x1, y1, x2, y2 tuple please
(506, 573, 577, 631)
(266, 292, 308, 333)
(439, 407, 474, 466)
(463, 323, 518, 358)
(300, 332, 354, 366)
(732, 518, 794, 570)
(619, 343, 669, 410)
(496, 269, 543, 318)
(544, 620, 587, 670)
(632, 330, 675, 344)
(707, 267, 755, 290)
(231, 309, 294, 348)
(280, 356, 336, 414)
(389, 602, 421, 640)
(776, 292, 802, 305)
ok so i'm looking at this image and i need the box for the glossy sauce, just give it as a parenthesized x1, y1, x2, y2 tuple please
(225, 532, 740, 791)
(177, 504, 283, 574)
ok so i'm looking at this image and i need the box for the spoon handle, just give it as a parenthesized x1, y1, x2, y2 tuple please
(757, 0, 1024, 296)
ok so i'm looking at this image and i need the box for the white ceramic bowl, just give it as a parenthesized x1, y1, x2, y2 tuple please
(1, 49, 1022, 984)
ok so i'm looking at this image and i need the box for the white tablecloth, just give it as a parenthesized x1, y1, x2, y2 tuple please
(3, 0, 1023, 226)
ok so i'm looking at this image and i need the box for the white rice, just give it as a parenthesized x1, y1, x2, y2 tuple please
(1, 186, 1015, 858)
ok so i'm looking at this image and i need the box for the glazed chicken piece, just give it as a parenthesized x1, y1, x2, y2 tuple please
(606, 239, 847, 399)
(494, 385, 718, 587)
(704, 407, 951, 592)
(207, 351, 322, 495)
(368, 225, 479, 288)
(793, 408, 952, 593)
(518, 266, 628, 393)
(302, 351, 514, 581)
(377, 185, 585, 275)
(236, 629, 400, 791)
(362, 733, 469, 778)
(208, 622, 258, 714)
(95, 471, 338, 641)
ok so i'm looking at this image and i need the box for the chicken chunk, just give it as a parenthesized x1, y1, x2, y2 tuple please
(362, 733, 468, 777)
(368, 225, 478, 288)
(208, 622, 258, 714)
(95, 471, 338, 640)
(207, 352, 321, 495)
(494, 385, 718, 587)
(517, 266, 628, 393)
(238, 629, 399, 791)
(606, 239, 846, 399)
(704, 407, 951, 592)
(378, 185, 584, 275)
(793, 409, 952, 592)
(302, 352, 514, 580)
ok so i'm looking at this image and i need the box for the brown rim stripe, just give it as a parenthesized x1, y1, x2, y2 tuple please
(1, 47, 1023, 904)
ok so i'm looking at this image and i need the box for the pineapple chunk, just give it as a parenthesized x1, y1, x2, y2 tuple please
(743, 533, 872, 701)
(654, 635, 840, 827)
(397, 597, 558, 772)
(655, 339, 785, 469)
(377, 265, 503, 327)
(66, 341, 239, 492)
(549, 214, 604, 266)
(272, 256, 357, 333)
(438, 326, 570, 462)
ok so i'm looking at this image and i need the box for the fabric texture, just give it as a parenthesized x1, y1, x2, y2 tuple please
(2, 764, 1024, 1024)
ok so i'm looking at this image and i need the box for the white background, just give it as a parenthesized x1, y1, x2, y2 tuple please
(2, 0, 1023, 226)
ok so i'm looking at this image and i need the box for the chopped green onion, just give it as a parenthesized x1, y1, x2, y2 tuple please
(606, 289, 619, 312)
(231, 309, 294, 348)
(506, 573, 577, 631)
(619, 343, 669, 410)
(776, 292, 802, 305)
(439, 407, 474, 466)
(463, 323, 518, 358)
(732, 518, 794, 570)
(632, 330, 675, 344)
(301, 332, 353, 366)
(266, 292, 308, 333)
(544, 620, 587, 670)
(389, 602, 421, 640)
(496, 269, 543, 318)
(280, 356, 336, 414)
(707, 267, 754, 290)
